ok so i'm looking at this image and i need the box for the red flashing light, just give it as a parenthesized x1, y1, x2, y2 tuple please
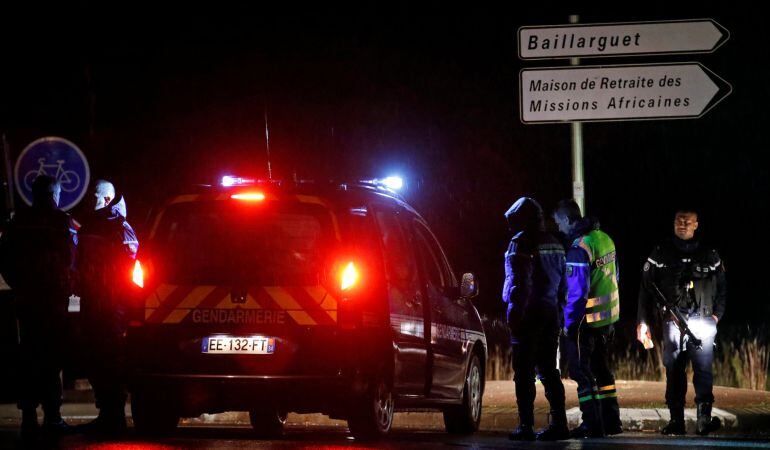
(132, 260, 144, 288)
(231, 192, 266, 201)
(340, 261, 359, 291)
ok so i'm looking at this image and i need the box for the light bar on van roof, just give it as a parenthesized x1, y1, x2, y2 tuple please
(360, 176, 405, 191)
(382, 176, 403, 190)
(221, 175, 256, 187)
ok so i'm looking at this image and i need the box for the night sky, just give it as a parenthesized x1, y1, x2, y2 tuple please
(1, 6, 767, 342)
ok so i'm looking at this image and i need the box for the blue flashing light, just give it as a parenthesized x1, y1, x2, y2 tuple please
(222, 175, 236, 187)
(221, 175, 255, 187)
(382, 176, 404, 190)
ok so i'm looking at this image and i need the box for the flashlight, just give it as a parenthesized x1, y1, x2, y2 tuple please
(640, 323, 654, 350)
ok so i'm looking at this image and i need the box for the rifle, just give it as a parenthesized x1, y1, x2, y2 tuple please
(650, 281, 702, 350)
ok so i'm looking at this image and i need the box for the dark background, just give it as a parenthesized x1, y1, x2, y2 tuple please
(0, 5, 766, 344)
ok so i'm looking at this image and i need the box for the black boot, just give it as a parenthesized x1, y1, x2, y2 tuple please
(536, 410, 570, 441)
(696, 403, 721, 436)
(77, 411, 127, 437)
(600, 396, 623, 435)
(41, 409, 71, 436)
(571, 399, 605, 438)
(509, 424, 536, 441)
(20, 409, 39, 440)
(661, 407, 686, 435)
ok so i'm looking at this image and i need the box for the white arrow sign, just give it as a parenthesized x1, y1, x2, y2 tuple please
(519, 19, 729, 59)
(519, 63, 731, 124)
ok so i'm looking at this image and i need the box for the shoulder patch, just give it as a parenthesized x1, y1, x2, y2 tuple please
(643, 262, 650, 272)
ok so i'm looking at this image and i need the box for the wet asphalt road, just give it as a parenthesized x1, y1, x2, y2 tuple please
(2, 425, 770, 449)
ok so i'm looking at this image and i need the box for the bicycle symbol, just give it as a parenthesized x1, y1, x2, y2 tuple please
(23, 158, 82, 193)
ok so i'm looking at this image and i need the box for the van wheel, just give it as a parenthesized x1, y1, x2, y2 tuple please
(248, 409, 288, 438)
(131, 389, 180, 436)
(347, 378, 394, 440)
(443, 353, 483, 434)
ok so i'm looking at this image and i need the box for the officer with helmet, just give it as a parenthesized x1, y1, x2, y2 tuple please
(503, 197, 569, 441)
(77, 180, 138, 436)
(0, 176, 76, 439)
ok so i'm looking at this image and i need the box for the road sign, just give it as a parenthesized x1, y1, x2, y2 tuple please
(14, 137, 90, 211)
(519, 19, 729, 59)
(519, 63, 731, 124)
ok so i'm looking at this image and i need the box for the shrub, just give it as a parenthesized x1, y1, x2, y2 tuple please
(483, 317, 770, 391)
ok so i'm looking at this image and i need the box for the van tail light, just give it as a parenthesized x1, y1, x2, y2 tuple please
(337, 260, 362, 330)
(132, 260, 144, 288)
(340, 262, 359, 291)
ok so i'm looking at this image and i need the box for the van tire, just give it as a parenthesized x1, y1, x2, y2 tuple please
(347, 377, 394, 440)
(248, 409, 288, 438)
(131, 389, 180, 436)
(443, 353, 483, 434)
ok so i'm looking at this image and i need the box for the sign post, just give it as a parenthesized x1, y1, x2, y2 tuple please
(568, 15, 585, 214)
(14, 137, 90, 211)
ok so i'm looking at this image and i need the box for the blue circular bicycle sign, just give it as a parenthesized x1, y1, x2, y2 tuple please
(14, 137, 90, 211)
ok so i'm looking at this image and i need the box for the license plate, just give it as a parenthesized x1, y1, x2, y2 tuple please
(202, 336, 276, 354)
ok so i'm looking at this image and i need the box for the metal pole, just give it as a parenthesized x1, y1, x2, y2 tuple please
(1, 133, 15, 218)
(264, 106, 273, 181)
(569, 14, 585, 214)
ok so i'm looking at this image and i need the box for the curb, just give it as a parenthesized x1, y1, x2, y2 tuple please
(3, 403, 770, 434)
(180, 406, 767, 434)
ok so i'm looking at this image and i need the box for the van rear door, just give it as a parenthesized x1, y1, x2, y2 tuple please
(133, 196, 342, 376)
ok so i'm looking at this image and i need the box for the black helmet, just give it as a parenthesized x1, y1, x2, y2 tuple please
(31, 175, 60, 208)
(504, 197, 544, 234)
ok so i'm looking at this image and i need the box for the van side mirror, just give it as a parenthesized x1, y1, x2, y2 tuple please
(460, 272, 479, 299)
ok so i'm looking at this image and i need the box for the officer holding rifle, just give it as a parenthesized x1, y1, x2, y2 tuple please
(637, 208, 726, 436)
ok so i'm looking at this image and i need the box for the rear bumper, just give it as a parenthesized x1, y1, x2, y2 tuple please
(129, 372, 357, 417)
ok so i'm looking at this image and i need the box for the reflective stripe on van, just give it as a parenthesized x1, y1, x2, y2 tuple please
(144, 284, 338, 326)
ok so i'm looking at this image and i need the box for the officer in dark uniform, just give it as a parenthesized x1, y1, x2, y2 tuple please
(77, 180, 139, 435)
(0, 176, 76, 439)
(503, 197, 569, 441)
(638, 208, 726, 436)
(553, 199, 622, 438)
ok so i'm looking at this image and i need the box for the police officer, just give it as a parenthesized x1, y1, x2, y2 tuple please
(637, 208, 725, 436)
(503, 197, 569, 441)
(0, 176, 76, 438)
(77, 180, 139, 435)
(552, 199, 622, 438)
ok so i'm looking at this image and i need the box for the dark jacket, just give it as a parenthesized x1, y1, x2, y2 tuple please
(638, 236, 726, 325)
(0, 202, 76, 313)
(502, 198, 567, 323)
(77, 196, 138, 318)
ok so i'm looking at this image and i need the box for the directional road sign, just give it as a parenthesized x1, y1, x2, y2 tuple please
(14, 137, 90, 211)
(519, 19, 729, 59)
(519, 63, 731, 124)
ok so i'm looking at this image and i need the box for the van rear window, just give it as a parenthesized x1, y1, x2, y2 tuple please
(153, 201, 334, 285)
